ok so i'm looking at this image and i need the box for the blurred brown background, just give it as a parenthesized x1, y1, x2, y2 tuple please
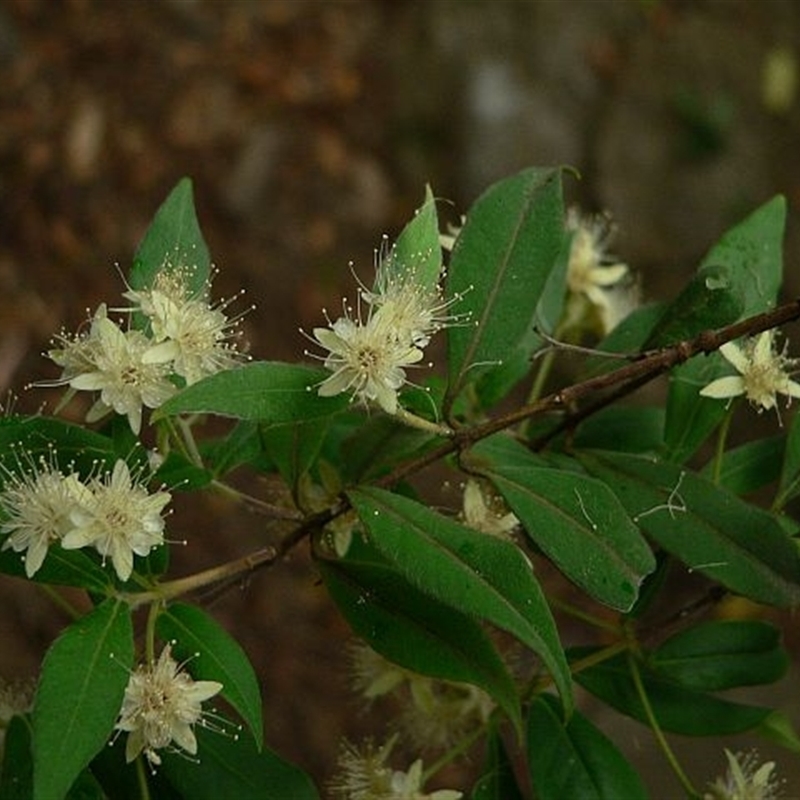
(1, 0, 800, 796)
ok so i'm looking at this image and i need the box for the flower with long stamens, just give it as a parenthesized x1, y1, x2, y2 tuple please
(329, 737, 462, 800)
(124, 267, 250, 386)
(115, 643, 223, 767)
(313, 308, 425, 414)
(704, 749, 782, 800)
(700, 330, 800, 413)
(61, 459, 170, 582)
(0, 458, 88, 577)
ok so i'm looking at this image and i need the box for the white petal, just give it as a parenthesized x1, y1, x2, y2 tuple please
(700, 376, 745, 399)
(718, 341, 749, 373)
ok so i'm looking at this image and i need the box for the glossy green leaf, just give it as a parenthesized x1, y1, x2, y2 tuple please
(129, 177, 210, 297)
(700, 434, 785, 496)
(777, 409, 800, 509)
(661, 196, 785, 463)
(157, 603, 263, 749)
(470, 726, 524, 800)
(651, 620, 788, 691)
(33, 599, 134, 800)
(154, 362, 350, 423)
(573, 649, 771, 735)
(468, 436, 654, 611)
(527, 694, 647, 800)
(445, 168, 565, 409)
(318, 540, 521, 732)
(578, 450, 800, 607)
(162, 728, 319, 800)
(203, 421, 266, 478)
(384, 184, 442, 291)
(347, 485, 572, 714)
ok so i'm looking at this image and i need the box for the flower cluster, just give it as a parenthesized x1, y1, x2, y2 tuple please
(0, 456, 170, 581)
(115, 643, 223, 767)
(45, 264, 248, 434)
(700, 330, 800, 415)
(328, 738, 462, 800)
(704, 749, 782, 800)
(309, 243, 464, 414)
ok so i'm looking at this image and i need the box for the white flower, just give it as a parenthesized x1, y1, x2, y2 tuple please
(704, 749, 782, 800)
(329, 738, 462, 800)
(61, 459, 170, 582)
(461, 479, 517, 540)
(115, 643, 223, 767)
(313, 310, 424, 414)
(564, 208, 630, 335)
(0, 459, 88, 577)
(124, 268, 249, 386)
(700, 330, 800, 413)
(46, 305, 176, 435)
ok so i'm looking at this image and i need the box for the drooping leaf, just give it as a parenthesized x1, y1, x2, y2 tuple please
(468, 435, 655, 611)
(33, 599, 134, 800)
(154, 362, 350, 423)
(660, 196, 785, 463)
(347, 485, 572, 714)
(157, 603, 263, 750)
(650, 620, 788, 691)
(129, 177, 211, 298)
(573, 649, 772, 735)
(384, 184, 442, 291)
(161, 728, 319, 800)
(578, 450, 800, 607)
(317, 537, 521, 732)
(527, 694, 647, 800)
(445, 168, 565, 410)
(470, 726, 525, 800)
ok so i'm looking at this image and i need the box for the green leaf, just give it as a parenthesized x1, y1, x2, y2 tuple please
(33, 599, 134, 800)
(445, 168, 565, 409)
(660, 196, 785, 463)
(574, 649, 772, 735)
(470, 726, 525, 800)
(203, 421, 266, 478)
(573, 406, 665, 454)
(129, 177, 211, 297)
(317, 538, 521, 732)
(651, 620, 788, 691)
(468, 436, 654, 611)
(384, 184, 442, 291)
(0, 546, 111, 592)
(157, 603, 263, 750)
(0, 716, 33, 800)
(527, 694, 647, 800)
(154, 362, 350, 423)
(260, 418, 331, 493)
(162, 728, 319, 800)
(700, 435, 785, 495)
(578, 450, 800, 607)
(0, 416, 117, 476)
(777, 409, 800, 508)
(758, 710, 800, 753)
(347, 485, 573, 714)
(153, 451, 213, 491)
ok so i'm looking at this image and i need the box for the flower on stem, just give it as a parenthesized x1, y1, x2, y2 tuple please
(61, 459, 170, 582)
(114, 643, 223, 767)
(0, 456, 88, 577)
(124, 267, 250, 386)
(564, 208, 633, 336)
(312, 309, 425, 415)
(45, 305, 176, 435)
(700, 330, 800, 414)
(704, 749, 782, 800)
(328, 737, 462, 800)
(460, 479, 517, 540)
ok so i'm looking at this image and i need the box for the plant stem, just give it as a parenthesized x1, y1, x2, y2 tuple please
(135, 756, 152, 800)
(627, 652, 700, 798)
(211, 479, 303, 520)
(39, 585, 82, 621)
(421, 719, 489, 784)
(549, 596, 622, 635)
(711, 405, 735, 485)
(145, 600, 161, 663)
(395, 406, 454, 437)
